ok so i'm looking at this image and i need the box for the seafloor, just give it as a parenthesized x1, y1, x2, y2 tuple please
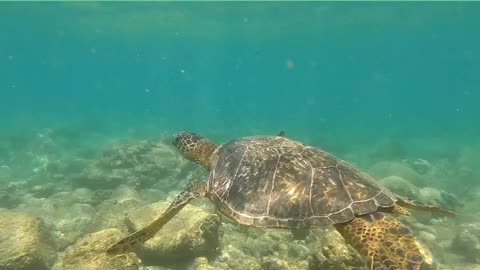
(0, 127, 479, 270)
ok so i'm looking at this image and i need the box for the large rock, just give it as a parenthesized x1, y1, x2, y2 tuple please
(74, 138, 196, 189)
(379, 175, 419, 198)
(125, 201, 222, 264)
(53, 228, 140, 270)
(16, 192, 96, 250)
(0, 209, 56, 270)
(308, 229, 365, 270)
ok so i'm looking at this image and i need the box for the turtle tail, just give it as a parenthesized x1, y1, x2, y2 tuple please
(334, 212, 433, 270)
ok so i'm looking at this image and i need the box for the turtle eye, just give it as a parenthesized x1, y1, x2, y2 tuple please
(172, 133, 181, 146)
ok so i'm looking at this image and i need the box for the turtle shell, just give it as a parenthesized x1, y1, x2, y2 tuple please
(208, 136, 396, 228)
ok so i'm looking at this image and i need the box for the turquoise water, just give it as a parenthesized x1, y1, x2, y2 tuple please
(1, 2, 480, 270)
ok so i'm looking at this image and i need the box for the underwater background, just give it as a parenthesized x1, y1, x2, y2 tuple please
(1, 2, 480, 270)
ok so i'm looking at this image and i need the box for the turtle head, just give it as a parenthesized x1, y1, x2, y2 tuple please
(173, 132, 217, 170)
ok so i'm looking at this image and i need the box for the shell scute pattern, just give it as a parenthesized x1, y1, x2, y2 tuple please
(209, 136, 396, 227)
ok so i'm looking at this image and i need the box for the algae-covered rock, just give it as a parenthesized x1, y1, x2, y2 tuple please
(142, 267, 175, 270)
(48, 187, 96, 206)
(213, 243, 261, 270)
(411, 158, 433, 175)
(85, 184, 144, 234)
(0, 180, 25, 208)
(210, 223, 310, 270)
(126, 201, 222, 264)
(17, 193, 96, 250)
(261, 256, 290, 270)
(0, 209, 56, 270)
(194, 256, 212, 270)
(261, 256, 305, 270)
(450, 223, 480, 263)
(379, 175, 420, 198)
(29, 183, 59, 198)
(75, 138, 195, 189)
(308, 229, 365, 270)
(0, 191, 20, 208)
(369, 161, 424, 186)
(417, 187, 458, 210)
(53, 228, 140, 270)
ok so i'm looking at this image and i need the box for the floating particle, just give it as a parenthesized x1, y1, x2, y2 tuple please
(286, 59, 295, 70)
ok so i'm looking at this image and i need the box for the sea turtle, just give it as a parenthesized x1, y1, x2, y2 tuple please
(107, 131, 454, 269)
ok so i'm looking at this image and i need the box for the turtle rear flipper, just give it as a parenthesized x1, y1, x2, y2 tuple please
(335, 212, 433, 270)
(396, 195, 456, 217)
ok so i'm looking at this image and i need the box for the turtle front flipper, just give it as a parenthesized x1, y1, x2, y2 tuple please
(396, 195, 456, 217)
(334, 212, 433, 270)
(106, 181, 208, 255)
